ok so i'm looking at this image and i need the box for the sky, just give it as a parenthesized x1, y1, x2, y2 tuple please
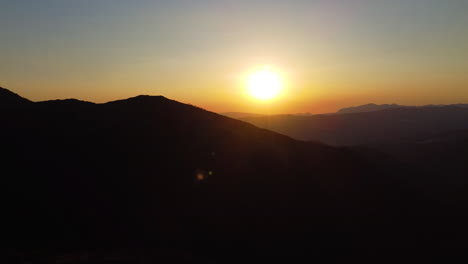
(1, 0, 468, 114)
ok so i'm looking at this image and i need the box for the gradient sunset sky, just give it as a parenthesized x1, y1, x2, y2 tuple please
(2, 0, 468, 114)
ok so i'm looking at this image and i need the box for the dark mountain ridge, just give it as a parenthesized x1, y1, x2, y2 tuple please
(1, 87, 467, 260)
(0, 86, 32, 107)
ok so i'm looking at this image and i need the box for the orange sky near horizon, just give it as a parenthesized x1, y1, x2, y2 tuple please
(2, 1, 468, 114)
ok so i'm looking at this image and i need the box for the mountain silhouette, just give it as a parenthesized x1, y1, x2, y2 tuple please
(337, 103, 405, 114)
(220, 112, 266, 119)
(242, 106, 468, 146)
(0, 86, 32, 107)
(337, 103, 468, 114)
(1, 87, 468, 260)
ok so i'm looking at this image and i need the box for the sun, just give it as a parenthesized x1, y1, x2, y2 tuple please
(247, 66, 282, 101)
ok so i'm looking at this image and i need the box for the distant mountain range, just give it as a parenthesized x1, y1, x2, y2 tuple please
(241, 104, 468, 146)
(222, 103, 468, 119)
(2, 86, 468, 259)
(337, 103, 405, 114)
(337, 103, 468, 114)
(220, 112, 266, 119)
(221, 112, 312, 119)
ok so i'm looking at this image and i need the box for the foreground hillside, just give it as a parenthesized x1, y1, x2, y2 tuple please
(0, 87, 467, 260)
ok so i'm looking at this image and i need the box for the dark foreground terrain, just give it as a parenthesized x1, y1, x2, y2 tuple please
(1, 87, 468, 262)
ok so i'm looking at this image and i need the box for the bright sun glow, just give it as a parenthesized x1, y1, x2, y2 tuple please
(247, 66, 282, 101)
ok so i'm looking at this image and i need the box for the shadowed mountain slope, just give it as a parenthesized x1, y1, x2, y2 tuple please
(369, 129, 468, 179)
(1, 88, 467, 259)
(242, 106, 468, 146)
